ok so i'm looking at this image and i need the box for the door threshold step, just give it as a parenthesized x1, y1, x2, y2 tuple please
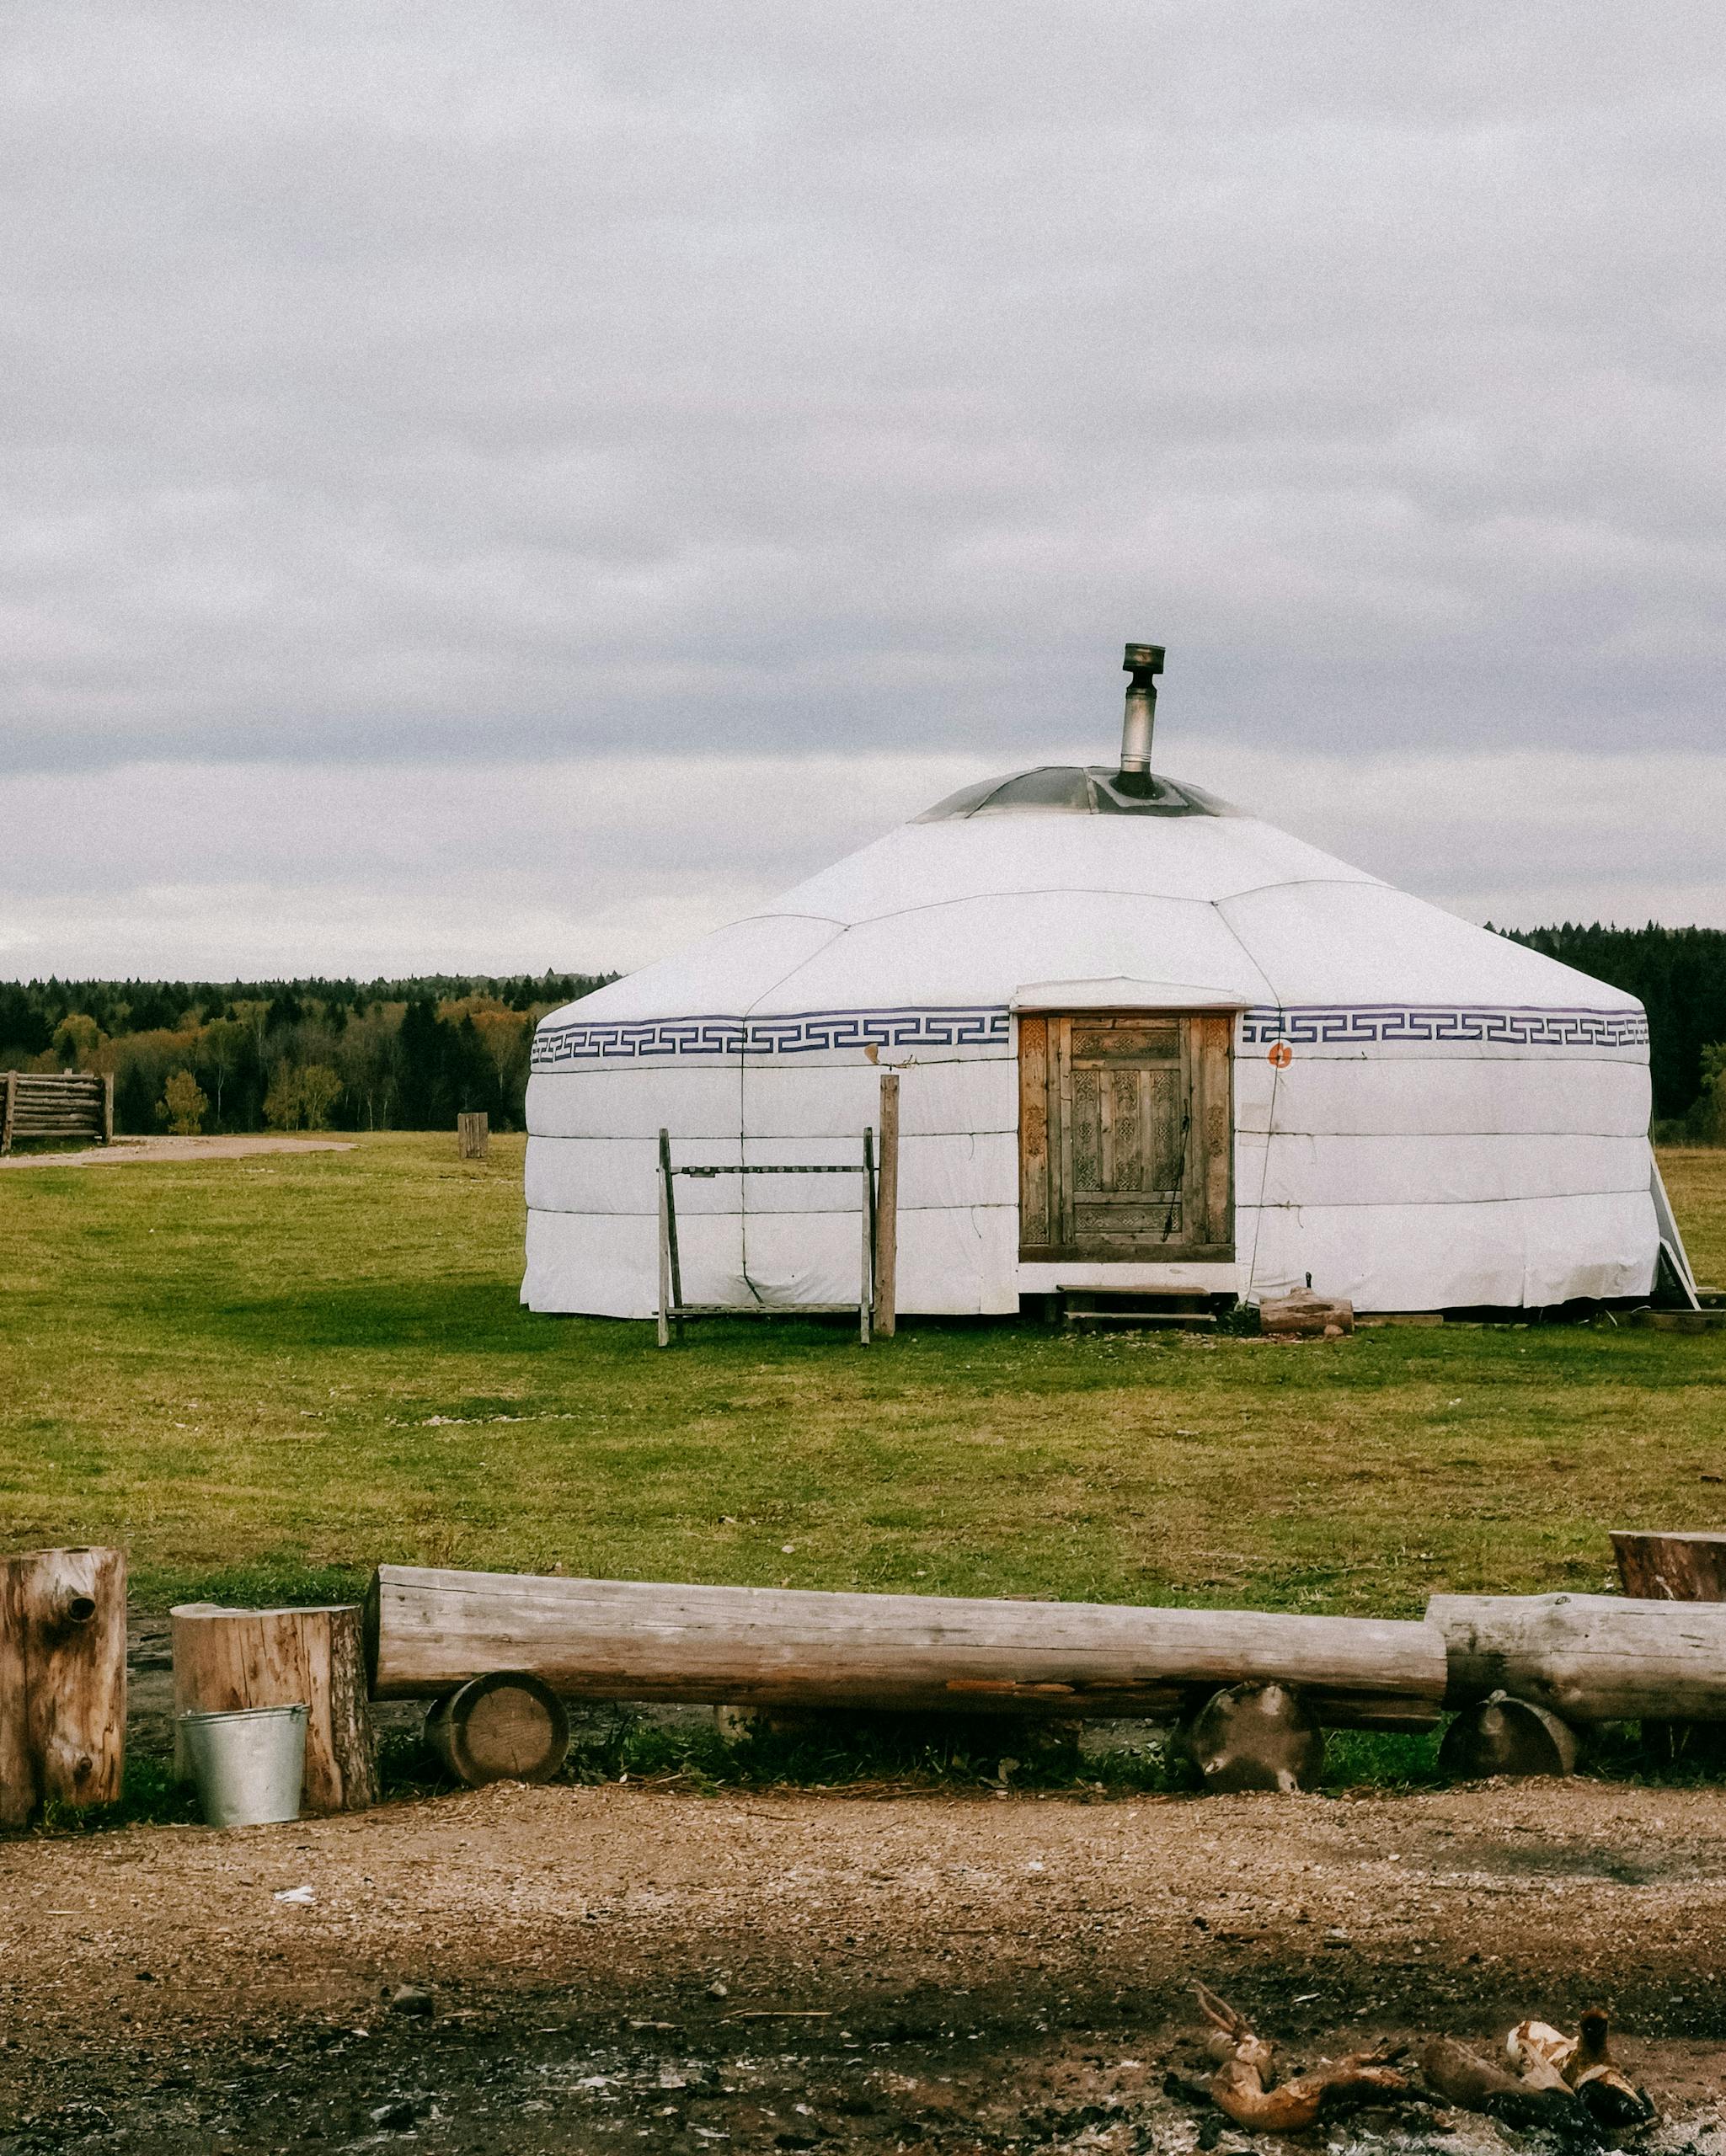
(1062, 1308, 1217, 1328)
(1627, 1307, 1726, 1332)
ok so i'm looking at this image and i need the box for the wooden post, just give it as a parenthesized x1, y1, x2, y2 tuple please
(656, 1128, 676, 1347)
(859, 1128, 874, 1345)
(101, 1070, 114, 1144)
(171, 1603, 377, 1813)
(0, 1547, 126, 1825)
(874, 1073, 899, 1337)
(2, 1069, 15, 1156)
(367, 1564, 1449, 1730)
(457, 1111, 489, 1160)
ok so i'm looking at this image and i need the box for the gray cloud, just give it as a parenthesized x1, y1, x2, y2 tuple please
(6, 0, 1726, 787)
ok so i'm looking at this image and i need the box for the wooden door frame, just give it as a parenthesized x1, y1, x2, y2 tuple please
(1018, 1008, 1236, 1264)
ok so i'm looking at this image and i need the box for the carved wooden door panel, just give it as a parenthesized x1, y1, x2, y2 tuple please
(1018, 1011, 1233, 1262)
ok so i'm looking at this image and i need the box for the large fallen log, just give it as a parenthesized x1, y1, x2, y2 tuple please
(366, 1566, 1447, 1730)
(1427, 1590, 1726, 1723)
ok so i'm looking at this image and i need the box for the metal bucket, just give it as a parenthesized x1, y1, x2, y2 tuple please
(179, 1705, 308, 1827)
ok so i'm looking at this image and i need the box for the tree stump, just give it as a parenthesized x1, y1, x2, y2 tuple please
(171, 1603, 377, 1813)
(457, 1112, 489, 1161)
(1611, 1529, 1726, 1602)
(1183, 1681, 1325, 1792)
(1439, 1692, 1579, 1779)
(0, 1547, 126, 1826)
(1611, 1530, 1726, 1764)
(426, 1673, 569, 1786)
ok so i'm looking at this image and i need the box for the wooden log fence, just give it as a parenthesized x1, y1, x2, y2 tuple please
(366, 1564, 1448, 1731)
(2, 1070, 112, 1155)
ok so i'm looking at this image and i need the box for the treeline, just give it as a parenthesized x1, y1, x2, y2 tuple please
(0, 973, 613, 1136)
(1497, 923, 1726, 1133)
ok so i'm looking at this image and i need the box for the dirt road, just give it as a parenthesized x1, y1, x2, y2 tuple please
(0, 1134, 355, 1169)
(3, 1779, 1723, 2152)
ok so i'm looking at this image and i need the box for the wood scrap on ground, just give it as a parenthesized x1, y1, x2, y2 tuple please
(1184, 1990, 1658, 2138)
(1511, 2010, 1657, 2132)
(1193, 1985, 1417, 2132)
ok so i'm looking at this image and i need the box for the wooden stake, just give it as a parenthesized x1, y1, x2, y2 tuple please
(457, 1110, 489, 1160)
(859, 1128, 874, 1345)
(656, 1128, 673, 1348)
(101, 1070, 114, 1144)
(3, 1068, 17, 1155)
(171, 1603, 377, 1813)
(0, 1547, 126, 1823)
(874, 1073, 899, 1337)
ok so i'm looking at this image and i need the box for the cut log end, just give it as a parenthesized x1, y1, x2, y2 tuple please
(1439, 1693, 1579, 1780)
(426, 1672, 569, 1788)
(1184, 1681, 1325, 1793)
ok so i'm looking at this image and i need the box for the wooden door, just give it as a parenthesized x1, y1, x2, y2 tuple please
(1018, 1011, 1234, 1262)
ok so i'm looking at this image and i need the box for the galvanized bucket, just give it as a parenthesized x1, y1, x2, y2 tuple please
(179, 1704, 308, 1828)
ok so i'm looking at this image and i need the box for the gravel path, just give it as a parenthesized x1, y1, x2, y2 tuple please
(0, 1134, 355, 1169)
(3, 1778, 1723, 2151)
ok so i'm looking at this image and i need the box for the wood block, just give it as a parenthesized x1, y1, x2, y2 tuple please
(1259, 1291, 1355, 1338)
(172, 1602, 377, 1813)
(1439, 1693, 1579, 1779)
(1183, 1680, 1324, 1793)
(426, 1672, 569, 1786)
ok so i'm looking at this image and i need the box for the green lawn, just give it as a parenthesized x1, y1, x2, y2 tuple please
(2, 1135, 1723, 1617)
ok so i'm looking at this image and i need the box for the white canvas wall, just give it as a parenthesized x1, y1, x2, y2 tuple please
(522, 784, 1658, 1320)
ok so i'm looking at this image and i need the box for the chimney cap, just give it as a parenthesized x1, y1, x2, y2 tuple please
(1124, 643, 1164, 675)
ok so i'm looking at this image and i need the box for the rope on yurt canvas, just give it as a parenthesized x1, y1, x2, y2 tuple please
(1243, 1020, 1286, 1300)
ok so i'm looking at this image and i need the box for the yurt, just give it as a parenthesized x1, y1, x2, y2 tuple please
(525, 644, 1681, 1321)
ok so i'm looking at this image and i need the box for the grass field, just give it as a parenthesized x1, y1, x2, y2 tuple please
(3, 1136, 1724, 1620)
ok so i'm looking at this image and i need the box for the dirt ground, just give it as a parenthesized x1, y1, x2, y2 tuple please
(3, 1775, 1724, 2155)
(0, 1135, 355, 1170)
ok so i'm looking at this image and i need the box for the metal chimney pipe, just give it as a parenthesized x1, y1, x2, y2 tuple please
(1116, 642, 1164, 797)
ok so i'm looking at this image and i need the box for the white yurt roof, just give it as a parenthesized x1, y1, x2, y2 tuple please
(539, 763, 1640, 1039)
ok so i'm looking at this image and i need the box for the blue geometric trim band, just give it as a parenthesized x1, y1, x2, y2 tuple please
(1240, 1005, 1649, 1049)
(533, 1001, 1649, 1068)
(533, 1004, 1013, 1068)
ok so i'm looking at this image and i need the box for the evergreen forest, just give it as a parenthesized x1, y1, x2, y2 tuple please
(0, 974, 612, 1135)
(3, 924, 1723, 1139)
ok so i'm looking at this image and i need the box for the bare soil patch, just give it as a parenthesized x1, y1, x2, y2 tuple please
(0, 1134, 355, 1170)
(3, 1779, 1723, 2152)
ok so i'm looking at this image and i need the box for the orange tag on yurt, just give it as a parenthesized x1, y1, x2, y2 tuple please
(1267, 1041, 1292, 1068)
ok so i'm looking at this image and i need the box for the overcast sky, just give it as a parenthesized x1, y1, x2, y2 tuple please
(4, 2, 1723, 979)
